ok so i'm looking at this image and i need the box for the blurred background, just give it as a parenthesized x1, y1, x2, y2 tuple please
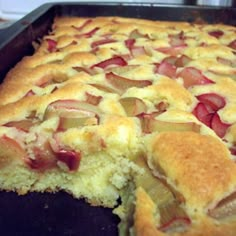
(0, 0, 235, 20)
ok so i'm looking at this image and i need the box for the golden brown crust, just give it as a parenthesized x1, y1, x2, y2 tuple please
(134, 187, 164, 236)
(134, 187, 236, 236)
(147, 132, 236, 212)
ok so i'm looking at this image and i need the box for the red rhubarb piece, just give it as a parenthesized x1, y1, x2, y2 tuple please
(155, 46, 186, 56)
(211, 113, 230, 138)
(192, 103, 214, 127)
(208, 30, 224, 39)
(91, 38, 117, 48)
(91, 56, 127, 69)
(27, 143, 57, 170)
(125, 38, 135, 50)
(229, 146, 236, 156)
(72, 19, 92, 31)
(162, 56, 178, 65)
(175, 55, 191, 67)
(75, 27, 99, 38)
(130, 46, 146, 57)
(228, 39, 236, 50)
(197, 93, 226, 112)
(57, 149, 81, 171)
(154, 61, 176, 78)
(178, 67, 214, 88)
(46, 39, 57, 52)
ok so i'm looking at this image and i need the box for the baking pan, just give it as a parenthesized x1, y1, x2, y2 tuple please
(0, 2, 235, 235)
(0, 2, 235, 81)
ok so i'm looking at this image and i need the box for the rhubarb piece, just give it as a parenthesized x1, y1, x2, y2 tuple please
(148, 119, 200, 133)
(178, 67, 214, 88)
(209, 192, 236, 219)
(73, 66, 95, 75)
(129, 29, 148, 39)
(208, 30, 224, 39)
(49, 138, 81, 171)
(75, 27, 99, 38)
(125, 38, 135, 50)
(4, 119, 36, 132)
(169, 31, 186, 47)
(197, 93, 226, 112)
(46, 39, 57, 52)
(217, 57, 236, 67)
(26, 142, 57, 170)
(175, 55, 191, 67)
(91, 56, 127, 70)
(229, 146, 236, 156)
(135, 156, 174, 206)
(105, 72, 152, 93)
(124, 37, 147, 57)
(85, 92, 102, 105)
(43, 99, 100, 120)
(158, 200, 191, 232)
(137, 113, 164, 133)
(211, 113, 230, 138)
(72, 19, 92, 31)
(155, 46, 186, 56)
(56, 149, 81, 171)
(58, 116, 98, 131)
(162, 55, 191, 68)
(154, 62, 176, 79)
(108, 65, 138, 74)
(130, 46, 146, 57)
(91, 38, 117, 48)
(228, 39, 236, 50)
(135, 157, 190, 232)
(162, 56, 177, 65)
(138, 114, 200, 133)
(155, 101, 169, 112)
(0, 135, 26, 168)
(192, 103, 213, 127)
(119, 97, 147, 116)
(24, 90, 35, 97)
(89, 83, 118, 94)
(217, 57, 232, 66)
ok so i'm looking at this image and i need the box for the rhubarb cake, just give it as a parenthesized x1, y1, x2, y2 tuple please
(0, 16, 235, 235)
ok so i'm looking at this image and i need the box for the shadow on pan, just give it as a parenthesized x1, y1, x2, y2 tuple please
(0, 191, 120, 236)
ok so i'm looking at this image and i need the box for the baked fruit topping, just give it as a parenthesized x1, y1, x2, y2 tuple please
(105, 72, 152, 93)
(0, 136, 26, 168)
(46, 38, 57, 52)
(193, 93, 230, 137)
(119, 97, 147, 116)
(178, 67, 214, 88)
(0, 16, 235, 236)
(91, 56, 127, 69)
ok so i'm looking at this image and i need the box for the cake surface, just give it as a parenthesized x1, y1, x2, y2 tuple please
(0, 16, 236, 235)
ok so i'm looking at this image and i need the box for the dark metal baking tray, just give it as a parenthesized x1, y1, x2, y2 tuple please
(0, 2, 235, 236)
(0, 2, 235, 81)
